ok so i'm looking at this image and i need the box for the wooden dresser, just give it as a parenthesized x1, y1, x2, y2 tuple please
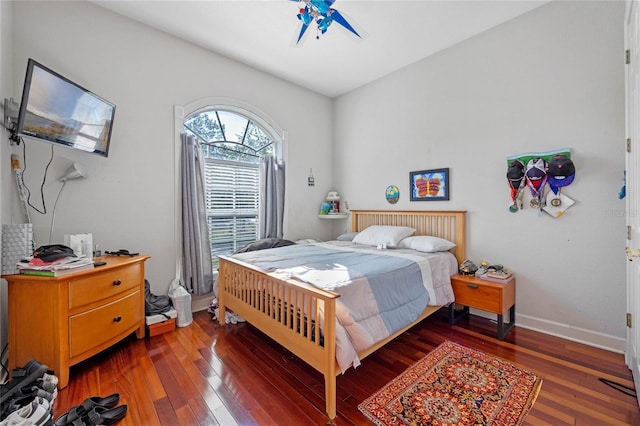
(2, 255, 150, 388)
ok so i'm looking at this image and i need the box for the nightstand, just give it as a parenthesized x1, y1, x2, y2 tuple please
(448, 274, 516, 340)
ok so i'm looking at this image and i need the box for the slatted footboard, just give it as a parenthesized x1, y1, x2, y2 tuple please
(217, 255, 341, 419)
(217, 210, 466, 420)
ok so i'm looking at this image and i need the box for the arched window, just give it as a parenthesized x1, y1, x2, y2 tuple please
(183, 107, 279, 267)
(184, 109, 275, 163)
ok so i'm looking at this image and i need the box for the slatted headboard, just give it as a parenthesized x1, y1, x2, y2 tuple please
(350, 210, 466, 265)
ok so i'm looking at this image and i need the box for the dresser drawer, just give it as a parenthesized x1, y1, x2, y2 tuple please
(69, 291, 142, 358)
(69, 263, 142, 309)
(451, 279, 502, 313)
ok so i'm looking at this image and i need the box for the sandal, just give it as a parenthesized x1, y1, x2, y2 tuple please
(0, 384, 55, 418)
(85, 405, 128, 426)
(54, 405, 87, 426)
(54, 394, 121, 426)
(0, 359, 48, 404)
(81, 393, 120, 411)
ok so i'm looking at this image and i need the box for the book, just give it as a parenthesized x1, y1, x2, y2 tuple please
(485, 270, 512, 280)
(477, 272, 514, 283)
(19, 263, 95, 277)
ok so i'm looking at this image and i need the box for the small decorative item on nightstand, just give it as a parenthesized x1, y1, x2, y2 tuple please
(477, 264, 513, 283)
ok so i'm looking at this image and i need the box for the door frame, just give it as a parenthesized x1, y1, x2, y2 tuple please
(625, 0, 640, 408)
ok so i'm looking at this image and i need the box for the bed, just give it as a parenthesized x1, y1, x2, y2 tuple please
(217, 210, 466, 420)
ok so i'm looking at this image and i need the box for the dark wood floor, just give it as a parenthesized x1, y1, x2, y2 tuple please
(51, 309, 639, 425)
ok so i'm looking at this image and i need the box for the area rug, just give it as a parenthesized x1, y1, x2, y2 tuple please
(358, 341, 542, 425)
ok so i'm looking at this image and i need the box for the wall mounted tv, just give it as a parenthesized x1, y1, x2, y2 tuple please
(16, 59, 115, 157)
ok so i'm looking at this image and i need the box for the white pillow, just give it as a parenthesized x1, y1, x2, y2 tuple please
(352, 226, 415, 247)
(398, 236, 456, 252)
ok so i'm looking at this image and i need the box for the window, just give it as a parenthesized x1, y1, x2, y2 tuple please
(184, 108, 277, 268)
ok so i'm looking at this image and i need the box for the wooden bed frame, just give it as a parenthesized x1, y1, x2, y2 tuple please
(217, 210, 466, 420)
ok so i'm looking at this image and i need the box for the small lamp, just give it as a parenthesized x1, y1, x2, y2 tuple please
(49, 163, 87, 243)
(60, 163, 86, 182)
(326, 191, 340, 213)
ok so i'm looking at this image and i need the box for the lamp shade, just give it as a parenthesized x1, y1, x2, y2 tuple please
(326, 191, 340, 201)
(60, 163, 86, 182)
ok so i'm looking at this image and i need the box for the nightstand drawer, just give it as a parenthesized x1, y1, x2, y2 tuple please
(451, 280, 502, 313)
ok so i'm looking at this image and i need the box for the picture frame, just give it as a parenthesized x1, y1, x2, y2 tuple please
(410, 168, 450, 201)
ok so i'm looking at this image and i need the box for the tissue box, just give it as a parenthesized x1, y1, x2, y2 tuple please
(146, 308, 177, 336)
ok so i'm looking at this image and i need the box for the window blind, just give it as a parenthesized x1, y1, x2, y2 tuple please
(204, 159, 259, 267)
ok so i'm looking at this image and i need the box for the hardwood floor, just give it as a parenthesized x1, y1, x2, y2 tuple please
(51, 309, 639, 425)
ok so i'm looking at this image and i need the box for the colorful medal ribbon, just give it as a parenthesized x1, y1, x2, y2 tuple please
(525, 158, 548, 210)
(547, 154, 575, 206)
(507, 160, 526, 213)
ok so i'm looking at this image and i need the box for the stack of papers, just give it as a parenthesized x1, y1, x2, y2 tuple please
(16, 255, 94, 276)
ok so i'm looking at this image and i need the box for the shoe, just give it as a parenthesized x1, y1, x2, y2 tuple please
(81, 394, 119, 411)
(37, 373, 59, 402)
(84, 405, 127, 426)
(36, 378, 57, 398)
(42, 373, 58, 388)
(53, 393, 120, 426)
(0, 385, 54, 419)
(53, 406, 85, 426)
(0, 360, 48, 405)
(0, 397, 51, 426)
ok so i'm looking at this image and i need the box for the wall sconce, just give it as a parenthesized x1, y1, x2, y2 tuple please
(49, 163, 87, 243)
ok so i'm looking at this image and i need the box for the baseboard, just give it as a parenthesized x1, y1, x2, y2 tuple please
(468, 308, 625, 353)
(512, 311, 625, 353)
(192, 294, 212, 313)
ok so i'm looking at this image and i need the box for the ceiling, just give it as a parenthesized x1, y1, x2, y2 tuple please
(91, 0, 549, 98)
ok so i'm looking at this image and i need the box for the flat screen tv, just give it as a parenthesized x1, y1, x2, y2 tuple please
(16, 59, 115, 157)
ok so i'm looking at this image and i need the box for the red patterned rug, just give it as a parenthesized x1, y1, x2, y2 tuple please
(358, 341, 542, 425)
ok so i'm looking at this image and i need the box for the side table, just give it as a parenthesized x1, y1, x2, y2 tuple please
(448, 273, 516, 340)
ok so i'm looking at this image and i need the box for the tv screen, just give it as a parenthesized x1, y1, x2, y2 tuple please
(16, 59, 115, 157)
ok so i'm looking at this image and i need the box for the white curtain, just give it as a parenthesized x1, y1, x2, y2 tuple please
(259, 156, 285, 239)
(181, 133, 214, 296)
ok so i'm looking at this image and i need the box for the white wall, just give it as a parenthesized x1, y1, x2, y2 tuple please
(334, 1, 626, 350)
(0, 0, 14, 378)
(5, 0, 335, 300)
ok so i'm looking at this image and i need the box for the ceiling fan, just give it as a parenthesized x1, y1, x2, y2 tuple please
(291, 0, 360, 44)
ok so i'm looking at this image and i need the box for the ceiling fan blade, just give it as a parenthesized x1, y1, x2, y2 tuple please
(330, 9, 360, 38)
(297, 22, 311, 44)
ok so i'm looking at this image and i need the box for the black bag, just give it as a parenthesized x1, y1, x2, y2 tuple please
(33, 244, 76, 262)
(144, 279, 172, 316)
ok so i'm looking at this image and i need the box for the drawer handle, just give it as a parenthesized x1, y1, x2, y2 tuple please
(113, 316, 122, 322)
(467, 283, 478, 289)
(113, 280, 122, 286)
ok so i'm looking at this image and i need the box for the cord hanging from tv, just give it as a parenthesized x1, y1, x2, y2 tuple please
(14, 58, 116, 157)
